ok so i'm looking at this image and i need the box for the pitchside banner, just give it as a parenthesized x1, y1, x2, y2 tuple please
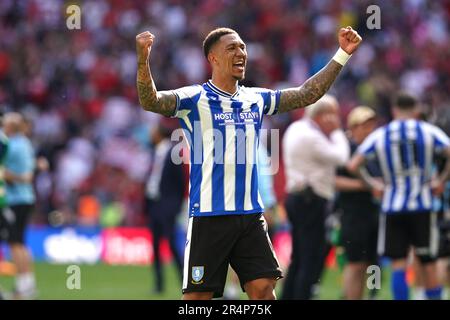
(0, 226, 187, 265)
(0, 226, 102, 264)
(101, 227, 177, 265)
(0, 226, 305, 267)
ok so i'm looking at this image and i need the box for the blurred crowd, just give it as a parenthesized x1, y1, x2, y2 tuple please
(0, 0, 449, 226)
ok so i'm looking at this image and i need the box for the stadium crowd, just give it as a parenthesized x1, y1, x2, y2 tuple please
(0, 0, 448, 223)
(0, 0, 450, 300)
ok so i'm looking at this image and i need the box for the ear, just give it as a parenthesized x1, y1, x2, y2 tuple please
(207, 51, 216, 65)
(391, 107, 398, 118)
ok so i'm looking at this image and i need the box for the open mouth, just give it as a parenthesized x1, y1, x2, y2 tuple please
(233, 61, 245, 71)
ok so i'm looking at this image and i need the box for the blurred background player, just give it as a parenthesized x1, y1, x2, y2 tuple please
(2, 112, 37, 299)
(410, 114, 450, 299)
(281, 95, 350, 299)
(146, 120, 185, 294)
(0, 117, 9, 299)
(436, 185, 450, 298)
(436, 168, 450, 299)
(335, 106, 380, 299)
(348, 93, 450, 300)
(433, 108, 450, 298)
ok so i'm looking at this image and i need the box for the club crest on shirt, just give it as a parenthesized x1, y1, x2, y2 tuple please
(191, 266, 204, 284)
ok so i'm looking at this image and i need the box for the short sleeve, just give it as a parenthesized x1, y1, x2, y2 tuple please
(251, 88, 281, 116)
(430, 125, 450, 151)
(357, 127, 383, 159)
(170, 85, 202, 118)
(6, 139, 34, 173)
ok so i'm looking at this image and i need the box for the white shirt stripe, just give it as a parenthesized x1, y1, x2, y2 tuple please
(374, 130, 390, 176)
(421, 128, 434, 209)
(222, 100, 236, 211)
(182, 217, 193, 289)
(244, 123, 256, 210)
(198, 98, 213, 212)
(382, 185, 392, 212)
(406, 120, 420, 211)
(267, 93, 276, 115)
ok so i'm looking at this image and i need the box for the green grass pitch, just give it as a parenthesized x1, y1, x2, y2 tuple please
(0, 262, 393, 300)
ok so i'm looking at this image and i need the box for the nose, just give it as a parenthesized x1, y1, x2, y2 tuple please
(236, 47, 246, 57)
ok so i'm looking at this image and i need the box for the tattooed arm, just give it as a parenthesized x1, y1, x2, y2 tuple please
(278, 60, 342, 113)
(278, 26, 362, 113)
(136, 61, 177, 117)
(136, 31, 177, 117)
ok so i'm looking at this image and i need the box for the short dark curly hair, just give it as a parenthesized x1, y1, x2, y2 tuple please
(202, 27, 238, 58)
(394, 92, 418, 110)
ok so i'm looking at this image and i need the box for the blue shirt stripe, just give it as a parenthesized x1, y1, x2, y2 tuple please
(233, 101, 246, 212)
(384, 126, 396, 211)
(400, 121, 411, 211)
(250, 103, 261, 210)
(207, 91, 225, 212)
(180, 93, 202, 216)
(415, 122, 425, 210)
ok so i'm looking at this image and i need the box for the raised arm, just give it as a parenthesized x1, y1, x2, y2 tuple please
(136, 31, 177, 117)
(278, 26, 362, 113)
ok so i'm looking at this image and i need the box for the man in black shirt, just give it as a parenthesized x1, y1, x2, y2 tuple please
(335, 106, 379, 299)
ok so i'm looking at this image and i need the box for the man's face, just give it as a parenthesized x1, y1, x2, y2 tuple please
(209, 33, 247, 81)
(315, 104, 340, 136)
(2, 120, 14, 136)
(350, 118, 376, 144)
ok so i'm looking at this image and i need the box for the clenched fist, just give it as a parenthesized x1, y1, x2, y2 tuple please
(338, 26, 362, 55)
(136, 31, 155, 64)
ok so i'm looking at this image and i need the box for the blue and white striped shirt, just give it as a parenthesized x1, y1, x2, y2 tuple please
(172, 80, 280, 217)
(357, 119, 450, 214)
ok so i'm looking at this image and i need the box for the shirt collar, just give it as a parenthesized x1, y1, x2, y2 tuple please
(305, 118, 320, 130)
(206, 80, 240, 98)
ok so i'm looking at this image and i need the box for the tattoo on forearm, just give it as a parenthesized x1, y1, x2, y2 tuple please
(136, 62, 176, 117)
(278, 60, 343, 113)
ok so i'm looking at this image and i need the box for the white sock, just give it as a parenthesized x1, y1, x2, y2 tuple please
(413, 287, 426, 300)
(443, 288, 449, 300)
(16, 274, 28, 294)
(224, 283, 239, 299)
(16, 272, 36, 295)
(25, 272, 36, 290)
